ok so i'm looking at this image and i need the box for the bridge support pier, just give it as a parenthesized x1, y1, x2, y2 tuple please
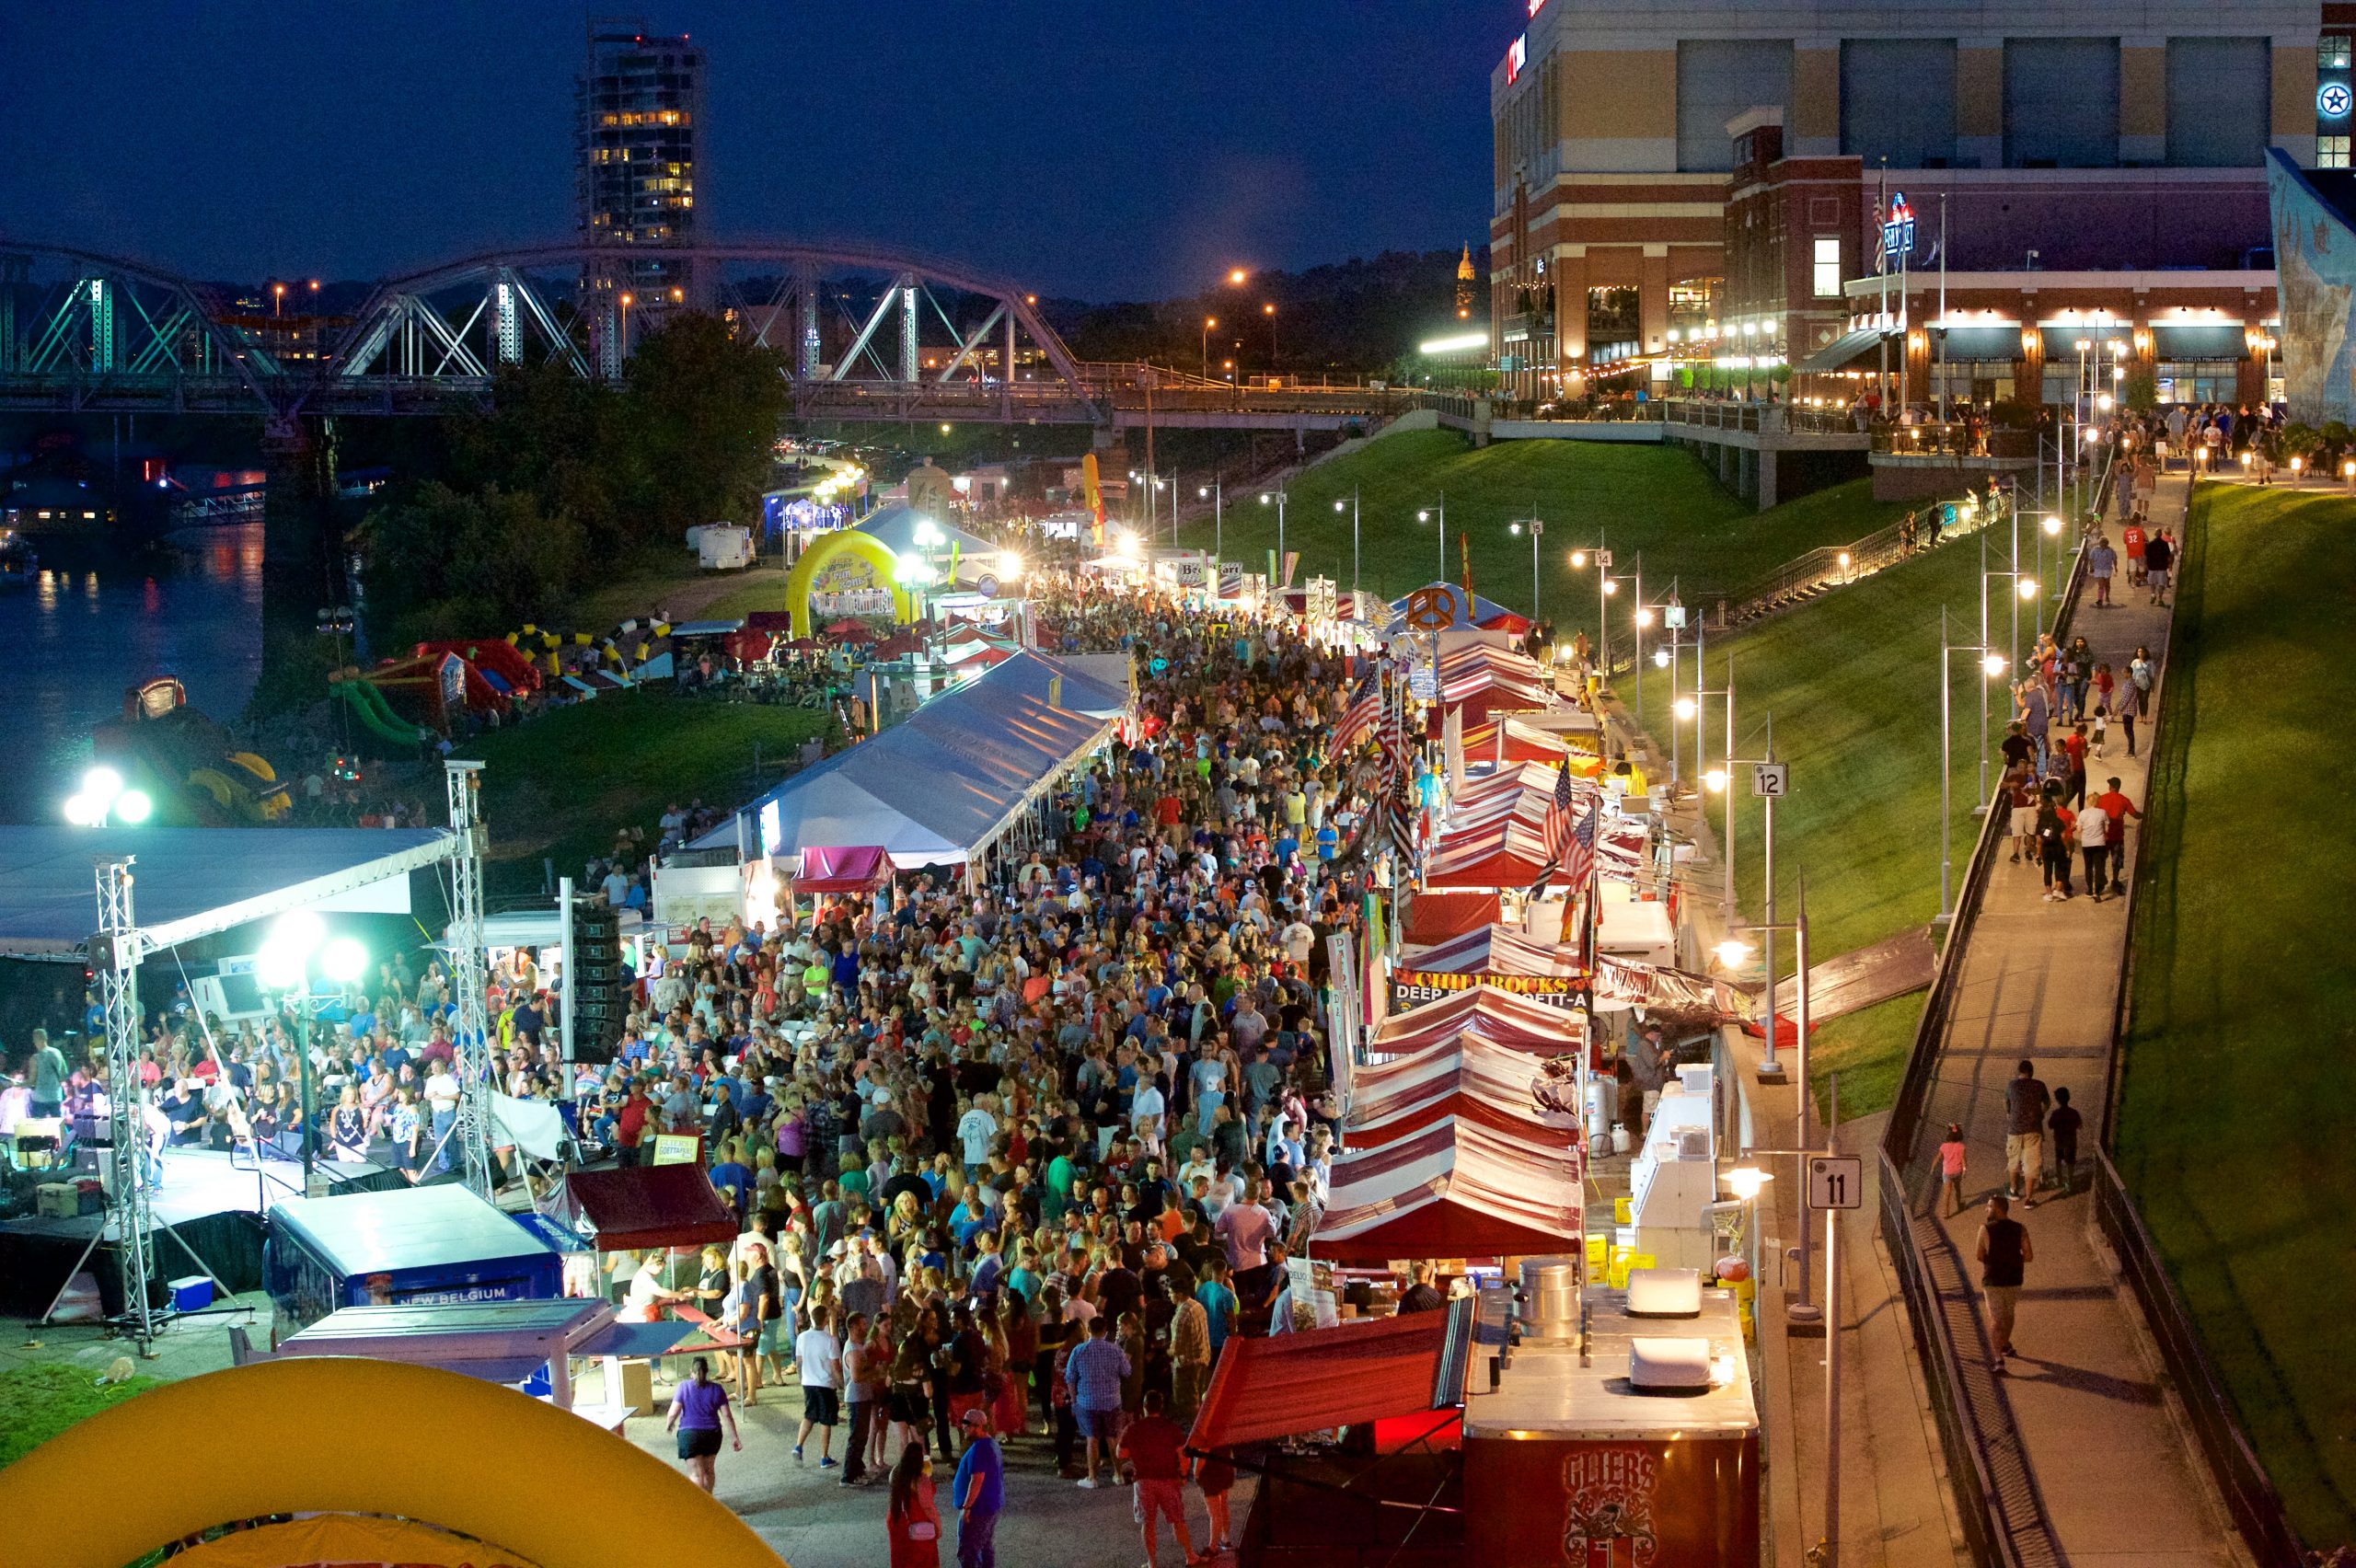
(253, 415, 344, 716)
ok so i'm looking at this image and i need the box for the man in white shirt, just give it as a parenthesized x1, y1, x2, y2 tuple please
(956, 1099, 999, 1177)
(1131, 1076, 1166, 1137)
(793, 1303, 844, 1468)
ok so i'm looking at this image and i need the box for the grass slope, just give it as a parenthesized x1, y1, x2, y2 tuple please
(1174, 432, 1905, 628)
(457, 690, 832, 896)
(0, 1364, 165, 1469)
(2116, 484, 2356, 1546)
(1626, 520, 2012, 1118)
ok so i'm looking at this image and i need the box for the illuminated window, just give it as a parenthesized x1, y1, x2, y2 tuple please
(1812, 236, 1842, 298)
(2324, 136, 2353, 168)
(2325, 36, 2353, 71)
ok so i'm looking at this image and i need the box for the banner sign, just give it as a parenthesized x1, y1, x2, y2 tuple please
(1391, 968, 1587, 1010)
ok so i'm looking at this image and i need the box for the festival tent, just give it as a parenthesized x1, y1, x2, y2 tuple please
(1365, 985, 1585, 1057)
(1402, 922, 1585, 978)
(1399, 891, 1499, 947)
(1384, 585, 1531, 638)
(978, 651, 1134, 721)
(1345, 1034, 1584, 1146)
(1463, 711, 1606, 766)
(852, 502, 999, 570)
(1595, 956, 1750, 1020)
(1421, 816, 1555, 890)
(693, 655, 1116, 866)
(1312, 1116, 1583, 1263)
(788, 845, 893, 894)
(561, 1163, 740, 1252)
(1188, 1309, 1465, 1454)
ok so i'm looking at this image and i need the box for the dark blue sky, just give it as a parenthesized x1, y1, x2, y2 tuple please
(2, 0, 1499, 300)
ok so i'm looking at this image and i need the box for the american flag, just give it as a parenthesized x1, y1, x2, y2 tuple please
(1543, 758, 1576, 862)
(1561, 799, 1598, 896)
(1333, 671, 1380, 753)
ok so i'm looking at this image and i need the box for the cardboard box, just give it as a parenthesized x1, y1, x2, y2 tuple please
(35, 1182, 79, 1218)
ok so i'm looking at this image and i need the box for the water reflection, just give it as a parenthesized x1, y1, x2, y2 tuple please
(0, 523, 266, 824)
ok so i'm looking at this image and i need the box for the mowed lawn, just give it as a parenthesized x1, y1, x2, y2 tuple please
(1625, 514, 2019, 1118)
(457, 689, 833, 896)
(2115, 484, 2356, 1546)
(1174, 431, 1910, 633)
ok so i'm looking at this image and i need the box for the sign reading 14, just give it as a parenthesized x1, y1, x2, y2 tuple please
(2322, 81, 2352, 120)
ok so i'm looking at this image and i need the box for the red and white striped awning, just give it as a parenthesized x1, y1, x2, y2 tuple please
(1365, 984, 1586, 1057)
(1313, 1116, 1584, 1264)
(1346, 1033, 1585, 1146)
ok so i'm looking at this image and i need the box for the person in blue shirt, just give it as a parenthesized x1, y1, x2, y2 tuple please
(951, 1407, 1004, 1567)
(1196, 1257, 1239, 1359)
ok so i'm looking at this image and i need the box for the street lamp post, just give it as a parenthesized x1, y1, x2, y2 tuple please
(1939, 607, 2011, 922)
(1202, 316, 1218, 381)
(1693, 653, 1736, 914)
(1263, 302, 1277, 373)
(1979, 564, 2038, 804)
(1713, 879, 1818, 1316)
(1508, 516, 1544, 617)
(1259, 490, 1287, 582)
(1198, 478, 1223, 561)
(1334, 489, 1361, 589)
(1416, 495, 1447, 579)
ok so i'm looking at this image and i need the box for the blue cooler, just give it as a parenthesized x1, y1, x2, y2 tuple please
(168, 1275, 214, 1312)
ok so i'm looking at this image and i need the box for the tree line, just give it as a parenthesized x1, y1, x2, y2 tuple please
(362, 313, 788, 644)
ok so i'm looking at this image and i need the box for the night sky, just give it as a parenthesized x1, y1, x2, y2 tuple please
(2, 0, 1500, 301)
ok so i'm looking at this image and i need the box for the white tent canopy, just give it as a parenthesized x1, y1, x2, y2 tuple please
(696, 652, 1125, 868)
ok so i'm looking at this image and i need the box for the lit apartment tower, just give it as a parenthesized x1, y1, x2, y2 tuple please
(577, 19, 703, 374)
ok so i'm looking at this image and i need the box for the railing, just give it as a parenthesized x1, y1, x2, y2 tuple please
(1659, 398, 1867, 439)
(1875, 522, 2096, 1563)
(1720, 487, 2000, 628)
(2090, 484, 2308, 1567)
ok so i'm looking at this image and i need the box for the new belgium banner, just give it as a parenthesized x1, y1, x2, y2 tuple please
(1391, 968, 1586, 1010)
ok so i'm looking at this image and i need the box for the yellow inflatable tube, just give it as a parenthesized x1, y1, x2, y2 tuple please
(0, 1357, 785, 1568)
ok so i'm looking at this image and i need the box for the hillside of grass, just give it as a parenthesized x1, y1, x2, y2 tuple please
(1626, 513, 2020, 1118)
(456, 690, 833, 896)
(2116, 484, 2356, 1547)
(0, 1364, 165, 1470)
(1175, 431, 1902, 636)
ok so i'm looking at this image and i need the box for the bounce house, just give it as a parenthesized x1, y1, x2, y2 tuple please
(95, 677, 291, 824)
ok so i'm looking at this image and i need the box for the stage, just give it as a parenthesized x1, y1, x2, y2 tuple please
(0, 1147, 405, 1317)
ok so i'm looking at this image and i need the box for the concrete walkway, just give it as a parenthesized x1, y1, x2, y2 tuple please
(1912, 472, 2245, 1566)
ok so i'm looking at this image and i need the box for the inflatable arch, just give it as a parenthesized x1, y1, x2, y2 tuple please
(0, 1357, 784, 1568)
(782, 529, 916, 639)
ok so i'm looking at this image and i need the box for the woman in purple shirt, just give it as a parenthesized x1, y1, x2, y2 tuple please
(664, 1355, 742, 1493)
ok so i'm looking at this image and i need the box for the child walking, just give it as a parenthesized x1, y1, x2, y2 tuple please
(1939, 1124, 1969, 1216)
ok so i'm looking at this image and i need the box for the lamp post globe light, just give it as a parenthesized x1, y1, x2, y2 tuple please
(1259, 490, 1287, 578)
(63, 766, 154, 827)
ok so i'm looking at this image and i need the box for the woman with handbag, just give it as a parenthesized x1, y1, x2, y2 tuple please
(886, 1445, 941, 1568)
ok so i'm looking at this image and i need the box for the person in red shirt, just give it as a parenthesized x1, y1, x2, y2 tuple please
(615, 1081, 652, 1167)
(2061, 723, 2089, 808)
(2121, 520, 2147, 586)
(2091, 778, 2143, 891)
(1117, 1389, 1205, 1568)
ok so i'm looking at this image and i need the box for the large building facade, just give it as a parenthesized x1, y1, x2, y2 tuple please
(577, 19, 704, 365)
(1491, 1, 2336, 409)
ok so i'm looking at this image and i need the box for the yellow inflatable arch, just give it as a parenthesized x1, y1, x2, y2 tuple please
(0, 1357, 784, 1568)
(782, 528, 916, 639)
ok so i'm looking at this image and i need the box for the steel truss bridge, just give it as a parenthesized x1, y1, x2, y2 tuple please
(0, 241, 1407, 431)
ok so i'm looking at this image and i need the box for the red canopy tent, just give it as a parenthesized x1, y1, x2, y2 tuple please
(791, 845, 893, 894)
(563, 1163, 738, 1252)
(1422, 817, 1553, 890)
(1365, 985, 1585, 1057)
(1399, 891, 1499, 947)
(1313, 1116, 1583, 1264)
(1403, 922, 1584, 978)
(1346, 1033, 1584, 1146)
(1188, 1309, 1462, 1453)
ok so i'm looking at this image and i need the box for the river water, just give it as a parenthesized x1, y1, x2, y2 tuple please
(0, 524, 266, 824)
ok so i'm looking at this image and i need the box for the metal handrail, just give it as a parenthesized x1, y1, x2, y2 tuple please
(2091, 481, 2308, 1566)
(1877, 503, 2102, 1564)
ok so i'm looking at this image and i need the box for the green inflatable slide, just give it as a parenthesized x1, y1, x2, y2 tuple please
(330, 677, 428, 746)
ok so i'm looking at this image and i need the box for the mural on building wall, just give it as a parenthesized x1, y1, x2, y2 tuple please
(2268, 150, 2356, 425)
